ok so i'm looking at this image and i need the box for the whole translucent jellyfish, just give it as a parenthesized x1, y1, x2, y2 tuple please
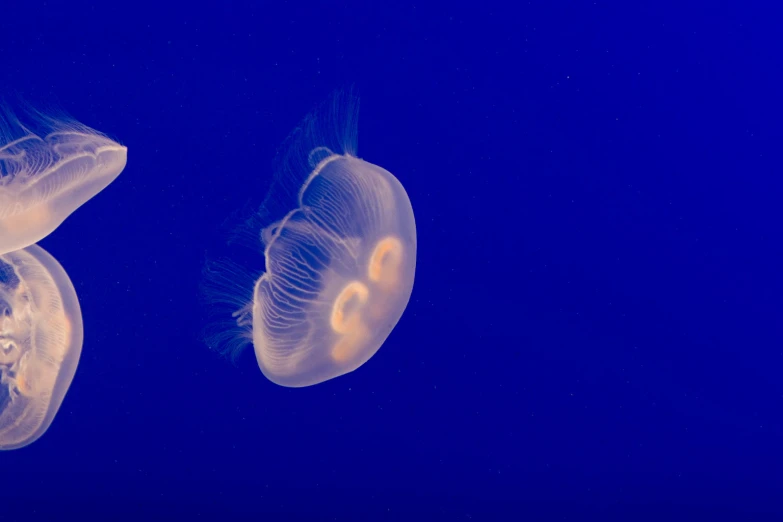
(0, 110, 127, 255)
(204, 92, 417, 387)
(0, 244, 83, 450)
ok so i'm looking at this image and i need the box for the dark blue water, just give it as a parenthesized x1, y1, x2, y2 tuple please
(1, 1, 780, 520)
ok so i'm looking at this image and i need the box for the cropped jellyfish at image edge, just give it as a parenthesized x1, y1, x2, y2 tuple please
(0, 109, 128, 255)
(0, 106, 125, 449)
(0, 244, 83, 450)
(204, 91, 417, 388)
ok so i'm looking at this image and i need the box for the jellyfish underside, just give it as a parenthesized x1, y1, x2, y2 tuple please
(0, 245, 83, 450)
(0, 125, 127, 255)
(248, 149, 417, 387)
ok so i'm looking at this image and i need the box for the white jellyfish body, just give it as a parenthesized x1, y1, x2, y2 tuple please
(205, 92, 416, 387)
(0, 244, 83, 450)
(0, 114, 127, 255)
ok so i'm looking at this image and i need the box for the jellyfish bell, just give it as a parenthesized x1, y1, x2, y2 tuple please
(0, 106, 127, 255)
(0, 244, 83, 450)
(204, 91, 416, 387)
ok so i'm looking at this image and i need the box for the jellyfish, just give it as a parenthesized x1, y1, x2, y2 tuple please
(0, 244, 83, 450)
(204, 91, 416, 387)
(0, 109, 127, 255)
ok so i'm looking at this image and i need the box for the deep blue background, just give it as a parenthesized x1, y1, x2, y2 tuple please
(1, 1, 780, 520)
